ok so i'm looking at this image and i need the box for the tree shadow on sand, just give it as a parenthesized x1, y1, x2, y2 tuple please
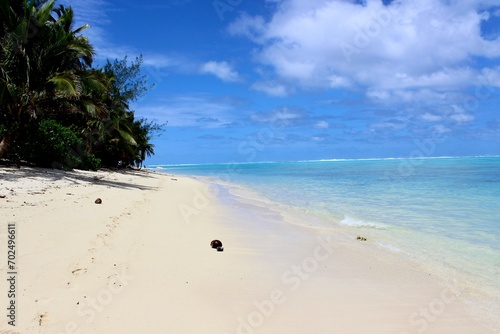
(0, 166, 158, 191)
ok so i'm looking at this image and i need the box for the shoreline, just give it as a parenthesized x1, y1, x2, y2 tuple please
(0, 167, 498, 333)
(190, 173, 500, 329)
(160, 165, 500, 323)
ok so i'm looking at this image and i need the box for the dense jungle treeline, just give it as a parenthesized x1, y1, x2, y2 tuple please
(0, 0, 163, 170)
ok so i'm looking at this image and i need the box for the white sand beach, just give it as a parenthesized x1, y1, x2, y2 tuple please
(0, 167, 497, 333)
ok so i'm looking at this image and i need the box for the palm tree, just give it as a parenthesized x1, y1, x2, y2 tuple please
(133, 119, 159, 169)
(0, 0, 106, 159)
(0, 0, 46, 157)
(87, 56, 155, 168)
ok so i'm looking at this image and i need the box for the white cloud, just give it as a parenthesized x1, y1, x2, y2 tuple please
(314, 120, 329, 129)
(227, 14, 267, 43)
(140, 95, 239, 127)
(441, 105, 476, 124)
(141, 54, 183, 68)
(328, 75, 352, 88)
(366, 88, 456, 105)
(250, 107, 307, 127)
(229, 0, 500, 99)
(421, 113, 442, 122)
(433, 124, 452, 134)
(312, 134, 329, 142)
(200, 61, 241, 82)
(371, 119, 407, 131)
(448, 112, 475, 123)
(251, 81, 289, 96)
(478, 67, 500, 87)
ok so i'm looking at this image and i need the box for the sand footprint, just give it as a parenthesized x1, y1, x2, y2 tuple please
(96, 233, 110, 246)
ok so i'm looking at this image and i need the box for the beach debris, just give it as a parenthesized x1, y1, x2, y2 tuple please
(39, 313, 46, 326)
(0, 195, 6, 199)
(210, 239, 223, 250)
(357, 236, 367, 241)
(171, 178, 178, 181)
(71, 268, 86, 275)
(95, 198, 102, 204)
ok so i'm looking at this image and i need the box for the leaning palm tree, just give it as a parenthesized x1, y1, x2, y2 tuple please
(133, 119, 158, 169)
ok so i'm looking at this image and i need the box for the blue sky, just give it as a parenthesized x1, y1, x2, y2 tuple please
(66, 0, 500, 164)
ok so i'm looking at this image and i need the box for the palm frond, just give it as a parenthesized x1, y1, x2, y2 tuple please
(36, 0, 56, 26)
(117, 128, 137, 146)
(47, 73, 79, 96)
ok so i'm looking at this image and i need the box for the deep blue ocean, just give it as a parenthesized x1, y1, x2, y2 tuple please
(154, 156, 499, 306)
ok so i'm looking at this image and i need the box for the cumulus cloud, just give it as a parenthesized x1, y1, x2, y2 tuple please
(228, 0, 500, 99)
(200, 61, 241, 82)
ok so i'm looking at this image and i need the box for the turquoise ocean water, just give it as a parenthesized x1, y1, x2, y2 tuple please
(154, 157, 499, 314)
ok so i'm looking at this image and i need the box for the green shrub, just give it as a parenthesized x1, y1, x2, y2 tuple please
(81, 153, 101, 171)
(32, 119, 101, 170)
(36, 119, 83, 169)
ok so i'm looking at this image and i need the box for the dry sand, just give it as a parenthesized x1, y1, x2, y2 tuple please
(0, 166, 497, 333)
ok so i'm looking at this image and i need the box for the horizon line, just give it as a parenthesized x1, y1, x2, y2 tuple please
(147, 154, 500, 168)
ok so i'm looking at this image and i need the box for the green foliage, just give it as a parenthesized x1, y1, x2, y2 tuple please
(91, 55, 162, 168)
(81, 153, 101, 171)
(103, 56, 153, 103)
(28, 119, 100, 170)
(36, 119, 83, 169)
(0, 0, 163, 169)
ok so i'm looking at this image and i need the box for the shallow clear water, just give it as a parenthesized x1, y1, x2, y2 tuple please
(154, 157, 500, 303)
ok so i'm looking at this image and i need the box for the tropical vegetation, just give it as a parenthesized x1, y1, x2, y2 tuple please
(0, 0, 162, 170)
